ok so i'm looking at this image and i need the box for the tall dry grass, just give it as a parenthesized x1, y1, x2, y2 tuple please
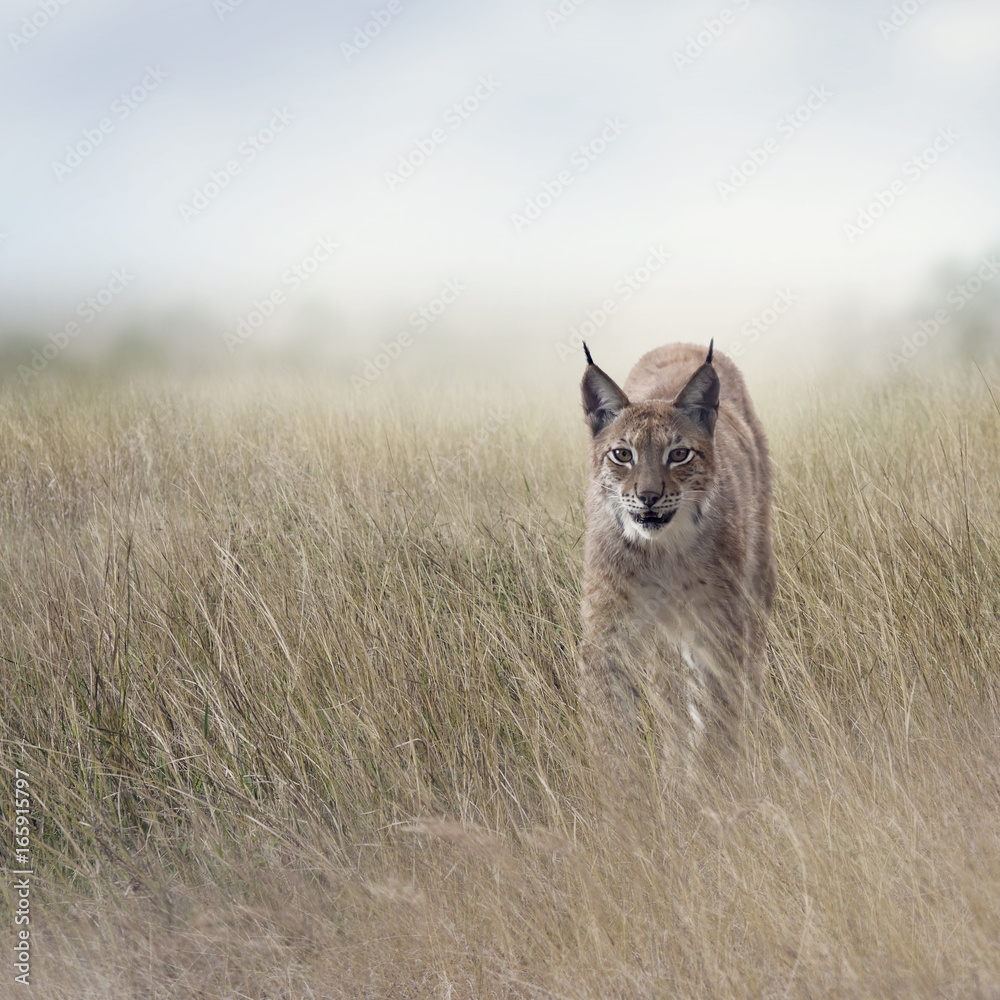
(1, 365, 999, 998)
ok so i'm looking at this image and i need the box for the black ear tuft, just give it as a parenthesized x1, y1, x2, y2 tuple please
(674, 359, 720, 436)
(581, 361, 628, 437)
(706, 338, 714, 365)
(583, 341, 595, 366)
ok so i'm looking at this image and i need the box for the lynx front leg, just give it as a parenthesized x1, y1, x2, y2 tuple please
(680, 632, 748, 756)
(577, 633, 642, 750)
(580, 624, 699, 780)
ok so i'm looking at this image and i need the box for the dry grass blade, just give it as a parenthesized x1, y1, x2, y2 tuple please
(0, 367, 999, 998)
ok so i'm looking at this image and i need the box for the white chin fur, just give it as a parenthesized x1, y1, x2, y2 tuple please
(619, 501, 700, 548)
(620, 515, 661, 545)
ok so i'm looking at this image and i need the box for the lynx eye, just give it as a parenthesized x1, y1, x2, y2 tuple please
(668, 447, 692, 465)
(609, 447, 633, 465)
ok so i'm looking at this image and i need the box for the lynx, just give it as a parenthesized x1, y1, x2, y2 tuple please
(578, 340, 775, 750)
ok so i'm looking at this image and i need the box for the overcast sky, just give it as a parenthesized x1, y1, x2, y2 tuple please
(1, 0, 998, 378)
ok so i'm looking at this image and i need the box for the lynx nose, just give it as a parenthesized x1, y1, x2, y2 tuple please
(637, 489, 662, 507)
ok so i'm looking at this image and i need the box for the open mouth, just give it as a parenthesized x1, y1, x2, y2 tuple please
(631, 509, 675, 529)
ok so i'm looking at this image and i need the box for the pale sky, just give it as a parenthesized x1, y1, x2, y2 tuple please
(1, 0, 998, 380)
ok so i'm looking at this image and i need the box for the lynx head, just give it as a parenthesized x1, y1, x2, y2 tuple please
(581, 342, 718, 545)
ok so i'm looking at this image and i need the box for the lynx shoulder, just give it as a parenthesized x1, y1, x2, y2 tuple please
(578, 341, 776, 746)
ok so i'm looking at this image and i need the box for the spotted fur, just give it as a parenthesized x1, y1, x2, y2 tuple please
(578, 341, 776, 751)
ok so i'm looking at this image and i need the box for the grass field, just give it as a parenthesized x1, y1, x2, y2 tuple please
(2, 364, 1000, 998)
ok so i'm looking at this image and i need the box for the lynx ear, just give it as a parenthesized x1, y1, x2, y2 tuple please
(674, 346, 719, 435)
(581, 344, 628, 436)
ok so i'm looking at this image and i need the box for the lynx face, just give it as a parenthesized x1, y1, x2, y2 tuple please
(582, 346, 720, 547)
(596, 403, 715, 544)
